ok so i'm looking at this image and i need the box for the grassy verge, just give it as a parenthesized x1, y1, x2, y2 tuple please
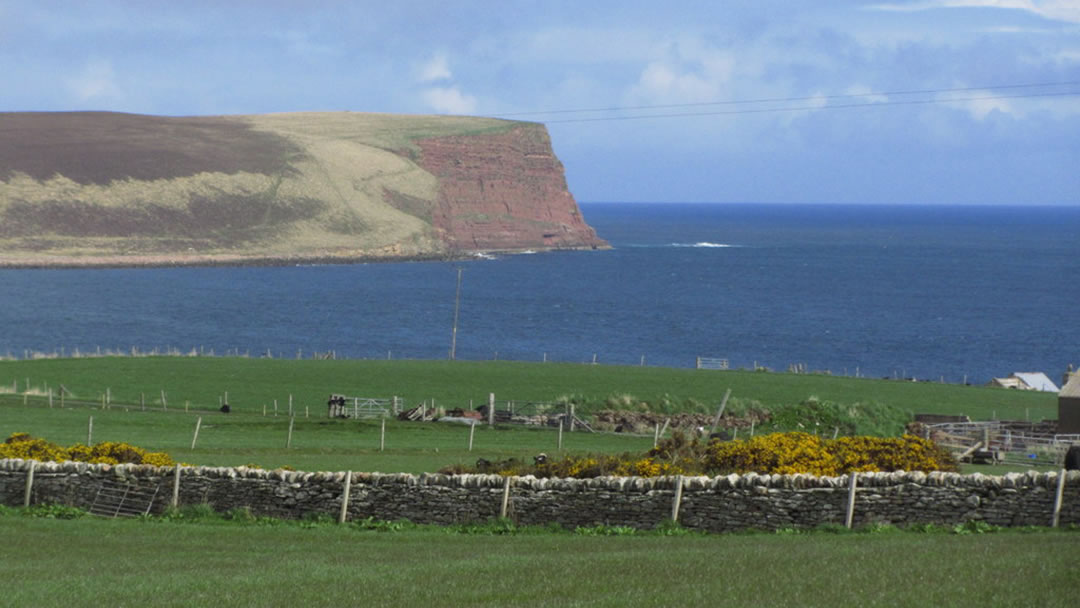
(1, 512, 1076, 607)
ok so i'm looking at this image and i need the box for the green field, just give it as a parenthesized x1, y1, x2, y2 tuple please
(0, 401, 648, 473)
(0, 357, 1058, 473)
(2, 514, 1077, 607)
(2, 357, 1074, 607)
(0, 356, 1055, 420)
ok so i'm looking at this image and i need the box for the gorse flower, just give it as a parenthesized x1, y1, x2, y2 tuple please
(453, 431, 957, 478)
(0, 433, 176, 467)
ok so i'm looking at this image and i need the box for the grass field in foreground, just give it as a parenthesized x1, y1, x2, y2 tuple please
(2, 516, 1077, 608)
(0, 400, 649, 472)
(0, 356, 1056, 421)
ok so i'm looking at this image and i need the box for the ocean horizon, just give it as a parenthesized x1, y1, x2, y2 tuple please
(1, 202, 1076, 385)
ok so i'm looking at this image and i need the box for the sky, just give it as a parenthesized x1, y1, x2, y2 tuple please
(2, 0, 1078, 205)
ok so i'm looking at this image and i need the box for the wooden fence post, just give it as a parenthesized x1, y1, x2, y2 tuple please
(339, 471, 352, 524)
(171, 463, 181, 508)
(487, 393, 495, 426)
(709, 389, 731, 434)
(286, 417, 295, 448)
(190, 417, 202, 449)
(569, 404, 575, 432)
(1052, 468, 1067, 528)
(23, 461, 35, 507)
(845, 473, 858, 529)
(670, 475, 684, 522)
(468, 422, 476, 451)
(500, 476, 512, 519)
(160, 389, 167, 410)
(653, 423, 660, 448)
(380, 417, 386, 451)
(87, 416, 93, 446)
(558, 420, 564, 450)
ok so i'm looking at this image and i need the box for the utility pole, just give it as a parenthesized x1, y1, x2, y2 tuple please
(449, 267, 463, 360)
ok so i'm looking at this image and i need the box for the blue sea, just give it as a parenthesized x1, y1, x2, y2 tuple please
(1, 203, 1077, 384)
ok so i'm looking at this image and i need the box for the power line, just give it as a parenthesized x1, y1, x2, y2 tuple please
(492, 80, 1080, 123)
(538, 90, 1080, 124)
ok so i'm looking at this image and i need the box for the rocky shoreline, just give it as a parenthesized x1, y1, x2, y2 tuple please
(0, 244, 608, 270)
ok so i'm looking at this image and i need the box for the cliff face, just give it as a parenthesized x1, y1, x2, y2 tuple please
(0, 111, 606, 267)
(411, 125, 607, 252)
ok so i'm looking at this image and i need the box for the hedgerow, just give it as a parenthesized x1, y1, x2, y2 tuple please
(0, 432, 176, 467)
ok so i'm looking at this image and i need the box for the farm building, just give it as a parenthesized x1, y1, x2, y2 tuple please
(1059, 371, 1080, 434)
(989, 372, 1060, 392)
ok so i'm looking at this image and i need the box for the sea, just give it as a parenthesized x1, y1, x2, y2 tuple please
(1, 202, 1077, 385)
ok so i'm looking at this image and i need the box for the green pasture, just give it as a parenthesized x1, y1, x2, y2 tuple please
(2, 515, 1077, 607)
(0, 356, 1056, 420)
(0, 356, 1059, 473)
(0, 401, 647, 473)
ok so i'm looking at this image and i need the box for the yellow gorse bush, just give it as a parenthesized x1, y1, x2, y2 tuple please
(0, 433, 176, 467)
(469, 431, 956, 479)
(703, 432, 957, 475)
(524, 454, 683, 479)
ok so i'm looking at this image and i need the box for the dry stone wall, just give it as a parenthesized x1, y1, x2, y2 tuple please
(2, 459, 1076, 531)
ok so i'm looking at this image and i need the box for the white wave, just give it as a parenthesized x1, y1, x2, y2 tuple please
(669, 242, 734, 248)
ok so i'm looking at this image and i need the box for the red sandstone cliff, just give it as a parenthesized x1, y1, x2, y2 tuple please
(412, 124, 608, 252)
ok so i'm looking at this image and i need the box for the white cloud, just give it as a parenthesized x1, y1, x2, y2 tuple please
(417, 52, 452, 83)
(627, 39, 736, 104)
(868, 1, 1080, 24)
(67, 59, 123, 102)
(942, 89, 1022, 119)
(422, 86, 477, 114)
(845, 84, 890, 104)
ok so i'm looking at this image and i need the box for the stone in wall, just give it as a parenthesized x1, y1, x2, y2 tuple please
(2, 459, 1077, 532)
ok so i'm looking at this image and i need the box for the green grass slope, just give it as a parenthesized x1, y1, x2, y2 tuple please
(2, 516, 1076, 608)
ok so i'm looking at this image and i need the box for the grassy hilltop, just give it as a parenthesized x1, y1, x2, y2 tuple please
(0, 111, 602, 266)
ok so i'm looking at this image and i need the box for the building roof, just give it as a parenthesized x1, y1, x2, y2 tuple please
(1013, 372, 1059, 392)
(1062, 373, 1080, 398)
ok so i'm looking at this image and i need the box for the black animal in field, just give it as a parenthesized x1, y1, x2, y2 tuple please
(1065, 445, 1080, 471)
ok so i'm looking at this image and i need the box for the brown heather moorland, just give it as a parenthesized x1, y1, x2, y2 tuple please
(0, 111, 606, 267)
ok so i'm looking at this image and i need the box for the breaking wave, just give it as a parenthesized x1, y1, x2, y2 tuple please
(669, 242, 734, 248)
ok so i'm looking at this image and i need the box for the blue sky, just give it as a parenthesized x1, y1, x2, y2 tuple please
(2, 0, 1078, 204)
